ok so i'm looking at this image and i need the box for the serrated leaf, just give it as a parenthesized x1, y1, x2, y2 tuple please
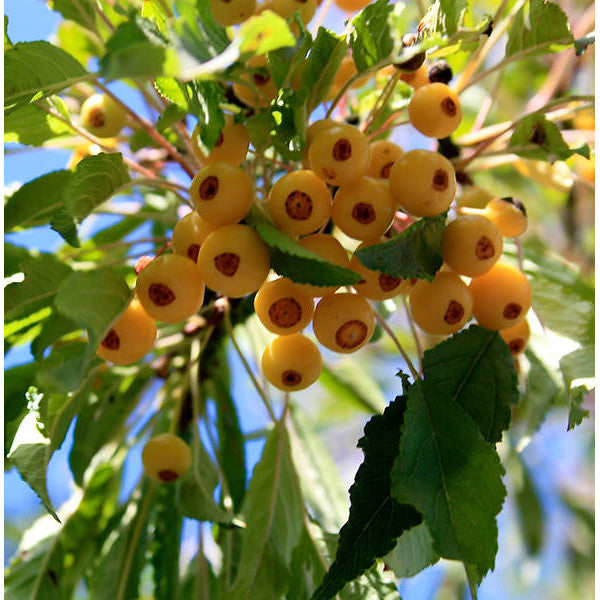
(228, 423, 304, 600)
(510, 112, 589, 161)
(390, 375, 507, 578)
(349, 0, 394, 72)
(250, 218, 361, 286)
(312, 396, 422, 600)
(190, 81, 225, 152)
(268, 29, 312, 88)
(302, 27, 347, 111)
(505, 0, 574, 57)
(422, 325, 517, 443)
(4, 102, 73, 146)
(428, 0, 469, 37)
(154, 77, 191, 109)
(355, 214, 446, 281)
(64, 153, 130, 222)
(177, 423, 231, 523)
(238, 10, 295, 55)
(384, 522, 440, 578)
(5, 41, 88, 112)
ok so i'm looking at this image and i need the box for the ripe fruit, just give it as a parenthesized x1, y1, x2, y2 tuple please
(267, 170, 332, 236)
(198, 224, 270, 297)
(389, 149, 456, 216)
(441, 215, 503, 277)
(469, 262, 532, 330)
(261, 334, 322, 391)
(308, 123, 371, 186)
(292, 233, 351, 297)
(367, 140, 404, 180)
(80, 93, 128, 138)
(254, 278, 315, 335)
(189, 162, 254, 227)
(483, 197, 528, 238)
(232, 55, 278, 108)
(333, 0, 371, 12)
(172, 211, 214, 263)
(272, 0, 317, 24)
(332, 177, 396, 241)
(313, 293, 375, 353)
(400, 64, 429, 89)
(96, 298, 157, 365)
(408, 82, 462, 139)
(191, 114, 250, 166)
(409, 271, 473, 335)
(456, 185, 494, 209)
(209, 0, 256, 26)
(327, 55, 369, 100)
(142, 433, 192, 483)
(136, 254, 205, 323)
(499, 319, 530, 356)
(350, 241, 412, 300)
(303, 118, 339, 167)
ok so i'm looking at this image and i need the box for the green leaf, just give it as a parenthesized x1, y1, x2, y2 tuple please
(56, 20, 103, 65)
(238, 10, 295, 55)
(228, 423, 304, 600)
(64, 153, 130, 222)
(31, 312, 79, 361)
(268, 29, 312, 88)
(4, 252, 73, 321)
(427, 0, 469, 37)
(176, 423, 232, 523)
(349, 0, 394, 72)
(250, 217, 361, 286)
(4, 363, 38, 457)
(5, 41, 88, 112)
(48, 0, 97, 31)
(390, 376, 507, 578)
(422, 325, 518, 443)
(4, 14, 12, 49)
(355, 214, 446, 281)
(312, 395, 422, 600)
(302, 27, 347, 111)
(154, 77, 191, 109)
(510, 112, 589, 161)
(156, 103, 187, 134)
(4, 102, 73, 146)
(560, 345, 594, 430)
(190, 81, 225, 152)
(35, 341, 97, 394)
(384, 522, 440, 578)
(505, 0, 574, 57)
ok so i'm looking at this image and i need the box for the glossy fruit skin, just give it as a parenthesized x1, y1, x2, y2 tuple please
(469, 262, 532, 330)
(400, 64, 429, 89)
(209, 0, 256, 25)
(191, 114, 250, 166)
(189, 162, 254, 227)
(367, 140, 404, 179)
(198, 224, 270, 297)
(96, 298, 157, 365)
(484, 197, 528, 237)
(303, 118, 339, 167)
(136, 254, 205, 324)
(267, 170, 332, 236)
(350, 241, 412, 300)
(81, 94, 127, 138)
(232, 55, 277, 108)
(499, 319, 530, 356)
(327, 56, 369, 100)
(261, 334, 322, 391)
(273, 0, 316, 24)
(313, 293, 375, 353)
(389, 149, 456, 217)
(409, 271, 473, 335)
(308, 124, 371, 187)
(456, 185, 494, 209)
(332, 177, 396, 241)
(292, 233, 351, 297)
(333, 0, 371, 12)
(142, 433, 192, 483)
(408, 82, 462, 139)
(254, 277, 315, 335)
(441, 215, 503, 277)
(172, 211, 215, 263)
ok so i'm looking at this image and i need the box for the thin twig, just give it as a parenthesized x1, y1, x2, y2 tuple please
(400, 295, 423, 375)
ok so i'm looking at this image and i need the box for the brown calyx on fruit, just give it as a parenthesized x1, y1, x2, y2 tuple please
(281, 369, 302, 386)
(187, 244, 201, 263)
(199, 176, 219, 200)
(214, 131, 224, 146)
(475, 236, 495, 260)
(158, 469, 179, 482)
(503, 303, 522, 319)
(432, 169, 449, 191)
(214, 252, 240, 276)
(322, 167, 337, 180)
(253, 71, 270, 86)
(352, 202, 376, 224)
(444, 300, 464, 325)
(379, 273, 402, 292)
(508, 338, 525, 355)
(335, 319, 368, 349)
(285, 191, 313, 220)
(268, 298, 303, 328)
(149, 283, 176, 306)
(380, 162, 394, 179)
(101, 328, 120, 350)
(440, 97, 458, 117)
(88, 107, 105, 128)
(332, 139, 352, 161)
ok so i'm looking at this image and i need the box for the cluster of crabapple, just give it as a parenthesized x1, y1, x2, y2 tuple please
(86, 44, 533, 484)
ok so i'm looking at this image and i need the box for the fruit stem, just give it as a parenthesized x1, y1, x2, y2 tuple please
(399, 295, 424, 374)
(362, 69, 401, 135)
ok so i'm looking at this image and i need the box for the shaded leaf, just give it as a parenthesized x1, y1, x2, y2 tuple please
(48, 0, 97, 31)
(190, 81, 225, 152)
(349, 0, 394, 72)
(384, 522, 440, 578)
